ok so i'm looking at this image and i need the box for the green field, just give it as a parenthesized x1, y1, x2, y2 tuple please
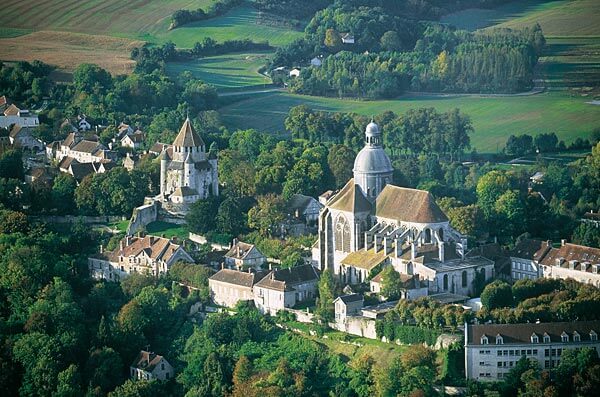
(0, 1, 303, 48)
(146, 221, 189, 241)
(166, 52, 273, 88)
(153, 6, 304, 48)
(220, 90, 600, 153)
(0, 27, 33, 38)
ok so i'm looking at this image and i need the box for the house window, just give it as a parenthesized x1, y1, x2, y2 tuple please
(590, 331, 597, 341)
(531, 334, 539, 344)
(496, 335, 504, 345)
(543, 334, 551, 343)
(561, 332, 569, 343)
(574, 332, 581, 342)
(161, 363, 165, 370)
(481, 335, 489, 345)
(443, 274, 448, 291)
(462, 271, 468, 288)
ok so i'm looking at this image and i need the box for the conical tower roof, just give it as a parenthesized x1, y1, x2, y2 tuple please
(173, 118, 204, 147)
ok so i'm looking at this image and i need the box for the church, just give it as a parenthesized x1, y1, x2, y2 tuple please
(314, 122, 494, 297)
(159, 118, 219, 206)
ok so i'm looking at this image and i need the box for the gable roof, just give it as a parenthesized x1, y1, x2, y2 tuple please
(375, 184, 448, 223)
(288, 194, 315, 213)
(225, 241, 263, 260)
(539, 243, 600, 272)
(116, 235, 187, 264)
(209, 269, 267, 288)
(131, 351, 168, 372)
(3, 104, 20, 116)
(69, 162, 95, 181)
(255, 265, 319, 291)
(510, 239, 551, 261)
(171, 186, 199, 197)
(9, 124, 34, 138)
(328, 179, 372, 213)
(334, 293, 363, 305)
(71, 139, 103, 154)
(173, 118, 204, 148)
(467, 321, 600, 346)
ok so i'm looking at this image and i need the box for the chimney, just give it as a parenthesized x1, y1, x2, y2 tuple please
(269, 263, 272, 270)
(248, 267, 251, 273)
(411, 242, 417, 261)
(126, 236, 131, 246)
(221, 262, 224, 270)
(120, 239, 124, 251)
(561, 239, 566, 247)
(232, 238, 238, 247)
(172, 236, 177, 243)
(99, 244, 103, 254)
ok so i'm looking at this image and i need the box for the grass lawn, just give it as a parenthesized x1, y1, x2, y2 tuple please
(109, 220, 130, 232)
(318, 330, 407, 367)
(146, 221, 189, 240)
(166, 52, 273, 89)
(219, 90, 600, 153)
(151, 6, 304, 48)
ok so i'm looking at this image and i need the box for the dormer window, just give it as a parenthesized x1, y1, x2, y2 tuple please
(543, 333, 551, 343)
(531, 333, 539, 344)
(573, 331, 580, 342)
(591, 330, 598, 341)
(481, 335, 489, 345)
(496, 334, 504, 345)
(561, 332, 569, 342)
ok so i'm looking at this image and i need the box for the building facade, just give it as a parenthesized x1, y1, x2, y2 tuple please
(253, 265, 319, 315)
(130, 351, 174, 381)
(209, 269, 266, 308)
(88, 235, 194, 281)
(224, 240, 266, 270)
(465, 321, 600, 381)
(314, 122, 494, 296)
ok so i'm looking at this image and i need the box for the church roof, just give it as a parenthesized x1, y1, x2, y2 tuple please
(375, 185, 448, 224)
(328, 179, 372, 213)
(340, 248, 388, 271)
(171, 186, 199, 197)
(173, 118, 204, 148)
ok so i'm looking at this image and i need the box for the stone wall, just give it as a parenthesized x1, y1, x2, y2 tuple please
(127, 201, 158, 236)
(330, 316, 378, 339)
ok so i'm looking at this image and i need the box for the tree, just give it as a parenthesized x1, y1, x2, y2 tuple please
(324, 28, 342, 51)
(216, 197, 247, 235)
(446, 204, 483, 237)
(380, 31, 403, 51)
(0, 209, 28, 234)
(481, 280, 513, 310)
(380, 266, 402, 300)
(327, 144, 355, 188)
(0, 148, 24, 179)
(55, 364, 83, 397)
(316, 269, 335, 323)
(84, 348, 124, 394)
(494, 190, 526, 239)
(476, 170, 511, 219)
(108, 380, 163, 397)
(51, 173, 77, 214)
(186, 196, 219, 234)
(349, 355, 375, 397)
(400, 345, 436, 371)
(72, 63, 112, 93)
(572, 222, 600, 248)
(247, 194, 285, 237)
(502, 356, 539, 396)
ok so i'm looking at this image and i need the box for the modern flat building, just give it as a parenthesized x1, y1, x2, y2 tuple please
(465, 321, 600, 381)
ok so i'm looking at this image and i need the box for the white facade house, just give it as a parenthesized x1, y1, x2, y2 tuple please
(341, 33, 355, 44)
(289, 68, 301, 77)
(334, 294, 364, 323)
(88, 235, 194, 281)
(369, 272, 428, 301)
(510, 239, 549, 281)
(465, 321, 600, 381)
(9, 125, 43, 151)
(253, 265, 319, 315)
(121, 130, 145, 149)
(130, 351, 174, 381)
(224, 240, 266, 270)
(209, 269, 267, 308)
(0, 104, 39, 129)
(315, 122, 494, 295)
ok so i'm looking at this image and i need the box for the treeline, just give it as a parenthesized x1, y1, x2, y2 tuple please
(505, 132, 597, 156)
(478, 278, 600, 324)
(170, 0, 243, 29)
(271, 2, 544, 97)
(285, 105, 472, 159)
(252, 0, 333, 19)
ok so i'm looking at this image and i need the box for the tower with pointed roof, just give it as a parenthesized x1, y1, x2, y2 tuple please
(159, 118, 218, 207)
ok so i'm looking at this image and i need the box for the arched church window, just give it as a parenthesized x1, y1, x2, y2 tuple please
(424, 229, 432, 244)
(443, 274, 448, 291)
(335, 216, 351, 252)
(462, 271, 467, 287)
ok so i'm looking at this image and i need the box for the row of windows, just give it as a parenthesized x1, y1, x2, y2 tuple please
(498, 349, 538, 357)
(512, 271, 537, 280)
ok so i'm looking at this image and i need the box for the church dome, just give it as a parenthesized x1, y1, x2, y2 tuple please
(365, 121, 380, 138)
(353, 146, 393, 174)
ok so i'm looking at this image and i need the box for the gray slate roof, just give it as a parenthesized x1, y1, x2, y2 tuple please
(209, 269, 267, 288)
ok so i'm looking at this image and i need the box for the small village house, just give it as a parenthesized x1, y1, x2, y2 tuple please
(209, 268, 267, 308)
(130, 351, 174, 381)
(334, 294, 363, 323)
(224, 239, 266, 270)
